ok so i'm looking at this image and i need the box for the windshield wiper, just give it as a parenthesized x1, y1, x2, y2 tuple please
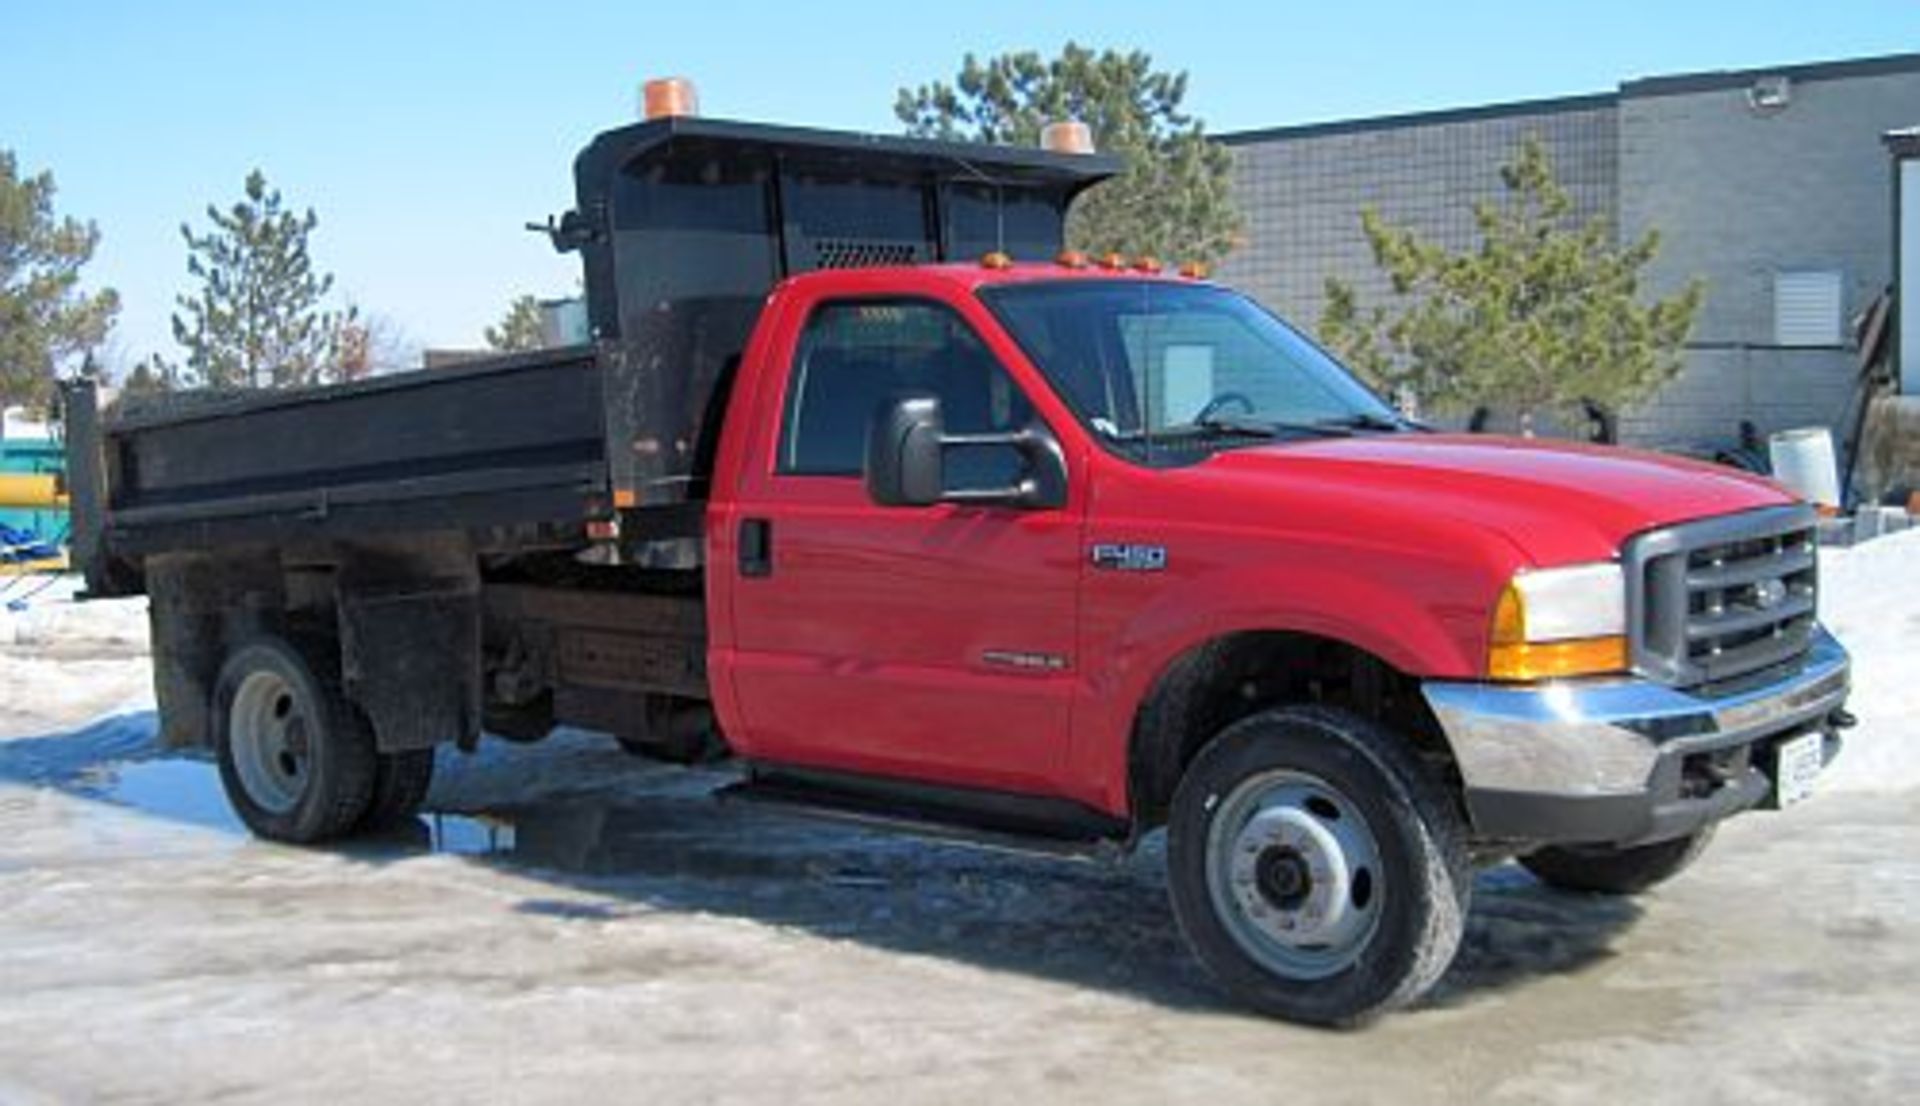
(1190, 414, 1281, 438)
(1192, 415, 1362, 439)
(1109, 417, 1277, 442)
(1315, 412, 1410, 433)
(1107, 417, 1355, 444)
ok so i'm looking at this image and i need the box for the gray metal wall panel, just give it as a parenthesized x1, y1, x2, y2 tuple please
(1217, 59, 1920, 449)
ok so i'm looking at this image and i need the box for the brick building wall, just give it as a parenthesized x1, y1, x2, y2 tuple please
(1216, 53, 1920, 448)
(1219, 99, 1617, 363)
(1615, 61, 1920, 444)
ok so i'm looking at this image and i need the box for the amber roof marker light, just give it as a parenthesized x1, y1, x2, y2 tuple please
(980, 251, 1014, 270)
(642, 77, 700, 120)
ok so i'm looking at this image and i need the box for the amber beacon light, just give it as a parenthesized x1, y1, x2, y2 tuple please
(642, 77, 700, 120)
(1041, 120, 1095, 155)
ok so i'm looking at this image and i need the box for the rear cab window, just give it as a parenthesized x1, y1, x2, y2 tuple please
(778, 300, 1037, 488)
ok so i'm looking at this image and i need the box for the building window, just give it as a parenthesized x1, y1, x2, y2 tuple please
(1773, 270, 1844, 348)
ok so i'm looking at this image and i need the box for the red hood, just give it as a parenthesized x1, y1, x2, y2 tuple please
(1201, 433, 1796, 565)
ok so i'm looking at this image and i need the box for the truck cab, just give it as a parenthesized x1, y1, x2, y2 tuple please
(63, 105, 1853, 1026)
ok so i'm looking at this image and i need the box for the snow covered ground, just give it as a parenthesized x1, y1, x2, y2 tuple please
(1, 533, 1916, 1104)
(1812, 530, 1920, 792)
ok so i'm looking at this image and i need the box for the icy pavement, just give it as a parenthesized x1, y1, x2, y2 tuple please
(1, 532, 1917, 1104)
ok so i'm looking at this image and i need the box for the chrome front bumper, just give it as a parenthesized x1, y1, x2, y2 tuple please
(1423, 626, 1851, 846)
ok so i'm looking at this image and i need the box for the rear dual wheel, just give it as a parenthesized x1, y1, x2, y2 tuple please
(1168, 706, 1472, 1026)
(213, 635, 433, 843)
(363, 748, 436, 830)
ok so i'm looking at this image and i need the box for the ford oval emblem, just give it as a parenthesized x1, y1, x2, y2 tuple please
(1750, 578, 1788, 610)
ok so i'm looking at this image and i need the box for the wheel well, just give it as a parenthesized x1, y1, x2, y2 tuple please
(1128, 632, 1457, 828)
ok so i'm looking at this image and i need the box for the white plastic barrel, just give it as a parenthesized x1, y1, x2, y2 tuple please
(1768, 427, 1842, 509)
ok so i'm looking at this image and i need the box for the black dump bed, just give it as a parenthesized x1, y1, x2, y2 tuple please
(63, 348, 607, 571)
(65, 116, 1114, 595)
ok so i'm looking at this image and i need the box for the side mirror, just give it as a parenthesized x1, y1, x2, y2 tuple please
(865, 393, 947, 507)
(864, 393, 1068, 510)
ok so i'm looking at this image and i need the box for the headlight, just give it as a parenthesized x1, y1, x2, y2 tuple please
(1487, 562, 1628, 681)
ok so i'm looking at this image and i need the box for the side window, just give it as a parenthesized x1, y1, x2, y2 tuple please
(779, 301, 1035, 479)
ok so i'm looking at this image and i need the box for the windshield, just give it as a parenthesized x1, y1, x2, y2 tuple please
(980, 280, 1401, 461)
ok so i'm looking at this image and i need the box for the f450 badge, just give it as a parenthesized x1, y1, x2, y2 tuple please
(1089, 543, 1168, 572)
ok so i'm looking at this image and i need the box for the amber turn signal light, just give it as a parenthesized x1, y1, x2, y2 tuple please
(1487, 636, 1629, 681)
(1485, 580, 1628, 681)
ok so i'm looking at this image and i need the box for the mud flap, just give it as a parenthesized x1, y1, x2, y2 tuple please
(339, 582, 481, 753)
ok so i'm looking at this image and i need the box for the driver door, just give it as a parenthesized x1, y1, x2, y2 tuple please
(723, 295, 1085, 796)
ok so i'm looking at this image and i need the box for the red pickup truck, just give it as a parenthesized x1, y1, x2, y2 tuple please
(63, 106, 1852, 1025)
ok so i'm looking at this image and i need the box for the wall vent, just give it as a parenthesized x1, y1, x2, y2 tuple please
(1774, 270, 1843, 347)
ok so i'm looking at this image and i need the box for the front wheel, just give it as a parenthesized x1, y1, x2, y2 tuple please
(1519, 828, 1715, 895)
(1167, 706, 1472, 1026)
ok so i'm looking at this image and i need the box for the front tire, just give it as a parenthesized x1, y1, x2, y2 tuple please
(1519, 828, 1715, 895)
(212, 636, 378, 844)
(1167, 706, 1471, 1026)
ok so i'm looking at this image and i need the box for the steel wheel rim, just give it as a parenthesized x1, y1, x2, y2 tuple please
(1204, 768, 1385, 980)
(229, 670, 311, 815)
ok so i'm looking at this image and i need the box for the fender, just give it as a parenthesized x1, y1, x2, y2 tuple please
(1065, 557, 1499, 815)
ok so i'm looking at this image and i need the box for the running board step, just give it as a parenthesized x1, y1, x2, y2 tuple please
(715, 770, 1129, 862)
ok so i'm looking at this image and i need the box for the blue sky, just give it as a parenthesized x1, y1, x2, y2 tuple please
(7, 1, 1919, 374)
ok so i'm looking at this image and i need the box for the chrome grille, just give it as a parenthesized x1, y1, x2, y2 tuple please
(1624, 505, 1819, 688)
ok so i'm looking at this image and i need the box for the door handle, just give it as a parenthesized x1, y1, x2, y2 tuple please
(739, 518, 773, 577)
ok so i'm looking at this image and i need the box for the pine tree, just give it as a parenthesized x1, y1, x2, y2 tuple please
(0, 150, 120, 410)
(121, 356, 176, 396)
(1319, 138, 1703, 434)
(896, 44, 1241, 264)
(485, 295, 545, 352)
(170, 170, 353, 389)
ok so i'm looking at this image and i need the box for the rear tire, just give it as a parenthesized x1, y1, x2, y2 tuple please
(212, 635, 378, 844)
(1167, 705, 1471, 1026)
(1520, 828, 1715, 895)
(616, 695, 723, 763)
(358, 749, 436, 829)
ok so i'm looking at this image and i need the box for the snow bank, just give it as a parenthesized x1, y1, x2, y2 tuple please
(1814, 527, 1920, 793)
(0, 576, 153, 737)
(0, 575, 148, 651)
